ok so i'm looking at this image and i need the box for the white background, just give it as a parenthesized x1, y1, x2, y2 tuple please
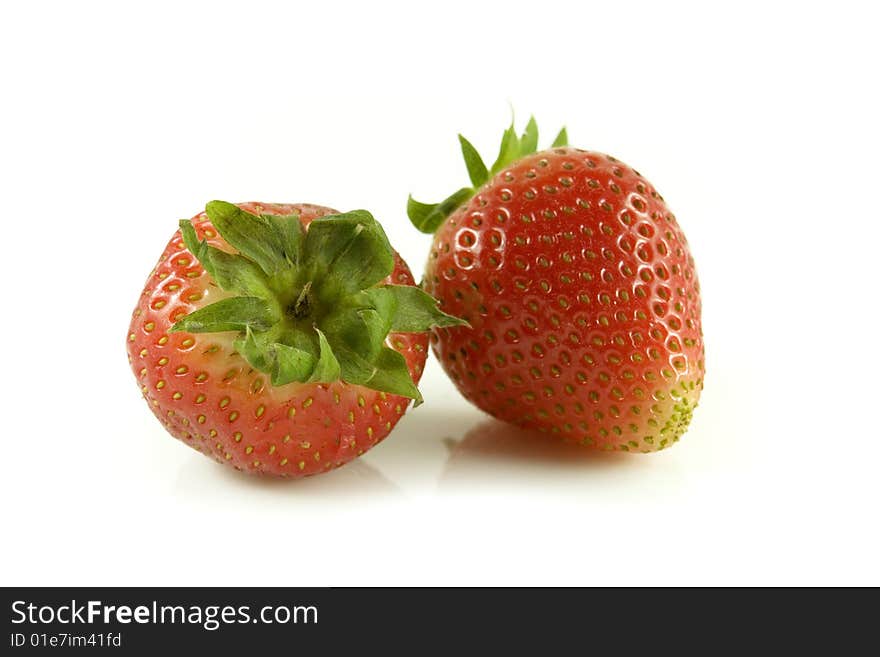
(1, 1, 877, 586)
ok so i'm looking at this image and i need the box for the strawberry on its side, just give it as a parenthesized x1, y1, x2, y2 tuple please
(409, 118, 704, 452)
(127, 201, 464, 477)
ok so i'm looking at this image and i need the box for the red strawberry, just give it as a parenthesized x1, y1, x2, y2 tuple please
(408, 118, 704, 452)
(127, 201, 464, 477)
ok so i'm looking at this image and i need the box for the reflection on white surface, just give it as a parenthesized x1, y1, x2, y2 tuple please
(165, 399, 689, 501)
(173, 455, 402, 500)
(439, 419, 640, 486)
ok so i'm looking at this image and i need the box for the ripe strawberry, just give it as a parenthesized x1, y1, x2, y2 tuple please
(127, 201, 464, 476)
(408, 118, 704, 452)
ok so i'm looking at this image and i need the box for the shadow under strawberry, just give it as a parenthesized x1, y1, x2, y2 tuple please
(438, 419, 650, 491)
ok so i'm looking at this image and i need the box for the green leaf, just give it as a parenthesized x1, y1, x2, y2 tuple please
(302, 210, 395, 297)
(490, 123, 520, 174)
(336, 345, 422, 402)
(179, 219, 213, 276)
(458, 134, 488, 188)
(333, 344, 374, 385)
(520, 116, 539, 155)
(358, 288, 396, 360)
(376, 285, 468, 332)
(205, 201, 288, 275)
(406, 187, 474, 234)
(208, 250, 275, 299)
(406, 196, 439, 233)
(308, 328, 341, 383)
(551, 126, 569, 147)
(271, 342, 317, 386)
(179, 220, 273, 299)
(319, 291, 389, 364)
(234, 325, 274, 372)
(233, 325, 327, 386)
(263, 212, 304, 265)
(170, 297, 277, 334)
(368, 347, 422, 402)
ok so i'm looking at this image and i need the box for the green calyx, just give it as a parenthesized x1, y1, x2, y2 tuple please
(407, 116, 568, 234)
(171, 201, 467, 401)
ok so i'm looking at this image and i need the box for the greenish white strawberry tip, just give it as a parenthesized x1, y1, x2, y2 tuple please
(170, 201, 467, 402)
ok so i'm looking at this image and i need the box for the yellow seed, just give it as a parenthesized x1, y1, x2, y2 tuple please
(228, 411, 239, 422)
(158, 336, 168, 345)
(255, 405, 265, 418)
(300, 441, 311, 449)
(287, 407, 296, 418)
(280, 458, 289, 466)
(195, 394, 206, 404)
(283, 435, 291, 443)
(357, 396, 365, 407)
(298, 461, 306, 470)
(156, 380, 166, 390)
(245, 446, 254, 455)
(268, 445, 276, 455)
(172, 392, 183, 400)
(302, 397, 313, 409)
(233, 432, 243, 442)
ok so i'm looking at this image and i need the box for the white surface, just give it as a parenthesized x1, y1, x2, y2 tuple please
(1, 1, 877, 586)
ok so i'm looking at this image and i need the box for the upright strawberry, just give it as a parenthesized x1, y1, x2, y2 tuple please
(127, 201, 463, 476)
(409, 118, 704, 452)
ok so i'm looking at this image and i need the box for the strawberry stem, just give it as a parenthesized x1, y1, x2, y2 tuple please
(290, 281, 313, 320)
(172, 202, 467, 400)
(407, 115, 568, 234)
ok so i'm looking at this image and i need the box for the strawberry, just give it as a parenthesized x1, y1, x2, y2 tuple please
(127, 201, 464, 476)
(408, 118, 704, 452)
